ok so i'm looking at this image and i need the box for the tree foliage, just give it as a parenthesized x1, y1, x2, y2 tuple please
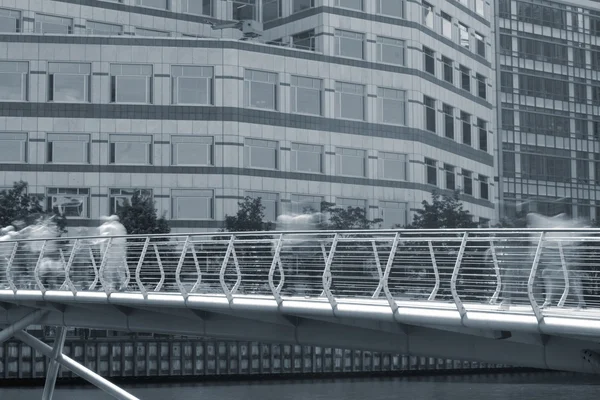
(224, 196, 273, 232)
(318, 201, 382, 230)
(0, 181, 67, 232)
(116, 191, 170, 235)
(406, 190, 477, 229)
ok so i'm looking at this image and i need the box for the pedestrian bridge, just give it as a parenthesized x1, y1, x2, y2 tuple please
(1, 228, 600, 399)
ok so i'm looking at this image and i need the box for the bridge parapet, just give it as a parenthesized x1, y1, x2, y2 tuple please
(1, 228, 599, 315)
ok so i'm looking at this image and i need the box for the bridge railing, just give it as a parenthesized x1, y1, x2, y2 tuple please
(1, 228, 600, 315)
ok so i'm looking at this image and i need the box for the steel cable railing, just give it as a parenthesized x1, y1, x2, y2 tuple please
(2, 229, 600, 317)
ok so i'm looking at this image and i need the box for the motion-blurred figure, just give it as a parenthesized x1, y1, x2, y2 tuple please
(526, 213, 586, 309)
(96, 215, 128, 292)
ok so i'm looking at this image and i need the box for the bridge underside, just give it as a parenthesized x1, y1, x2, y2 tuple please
(1, 291, 599, 375)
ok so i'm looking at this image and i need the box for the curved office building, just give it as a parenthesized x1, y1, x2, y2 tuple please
(0, 0, 495, 232)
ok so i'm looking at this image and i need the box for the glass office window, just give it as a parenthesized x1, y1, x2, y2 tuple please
(380, 201, 408, 228)
(172, 66, 212, 105)
(246, 191, 278, 221)
(244, 138, 278, 169)
(180, 0, 212, 16)
(0, 8, 21, 32)
(291, 143, 323, 173)
(171, 136, 213, 165)
(110, 188, 153, 215)
(290, 76, 322, 116)
(47, 134, 90, 164)
(377, 37, 405, 66)
(48, 63, 91, 103)
(336, 148, 365, 177)
(335, 82, 364, 121)
(291, 194, 322, 214)
(47, 188, 89, 218)
(377, 87, 406, 126)
(444, 164, 455, 190)
(35, 14, 72, 34)
(425, 158, 437, 186)
(244, 69, 277, 110)
(110, 64, 153, 104)
(379, 152, 407, 180)
(136, 0, 169, 10)
(424, 96, 436, 132)
(172, 189, 214, 219)
(0, 133, 27, 163)
(86, 20, 122, 35)
(335, 0, 363, 11)
(334, 30, 364, 59)
(109, 134, 153, 165)
(377, 0, 404, 18)
(0, 61, 28, 101)
(463, 170, 473, 195)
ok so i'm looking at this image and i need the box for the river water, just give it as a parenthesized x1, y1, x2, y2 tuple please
(1, 371, 599, 400)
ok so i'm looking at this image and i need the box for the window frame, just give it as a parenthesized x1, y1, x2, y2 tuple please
(35, 13, 73, 34)
(377, 87, 406, 126)
(135, 0, 169, 10)
(0, 61, 28, 102)
(376, 36, 406, 66)
(376, 0, 404, 18)
(291, 194, 322, 214)
(336, 147, 366, 177)
(461, 111, 471, 146)
(458, 23, 469, 49)
(171, 65, 213, 105)
(109, 188, 153, 215)
(291, 142, 323, 173)
(245, 191, 279, 222)
(171, 189, 214, 220)
(444, 163, 456, 191)
(441, 12, 452, 39)
(46, 188, 90, 219)
(476, 73, 487, 99)
(171, 135, 213, 166)
(244, 69, 278, 111)
(180, 0, 213, 17)
(334, 29, 365, 60)
(422, 1, 434, 29)
(442, 56, 453, 84)
(379, 201, 408, 228)
(109, 134, 153, 165)
(48, 62, 92, 103)
(479, 175, 489, 200)
(110, 64, 153, 104)
(86, 20, 123, 35)
(462, 170, 473, 196)
(425, 158, 437, 186)
(474, 32, 486, 58)
(47, 133, 91, 164)
(334, 0, 363, 11)
(423, 47, 435, 75)
(424, 96, 436, 133)
(379, 152, 408, 181)
(290, 75, 323, 116)
(244, 138, 278, 170)
(0, 132, 27, 164)
(443, 103, 454, 140)
(0, 8, 21, 33)
(460, 65, 471, 92)
(334, 81, 365, 121)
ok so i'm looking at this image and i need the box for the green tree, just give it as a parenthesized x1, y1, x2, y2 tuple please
(0, 181, 67, 232)
(319, 201, 382, 230)
(406, 189, 477, 229)
(224, 196, 273, 232)
(116, 191, 170, 235)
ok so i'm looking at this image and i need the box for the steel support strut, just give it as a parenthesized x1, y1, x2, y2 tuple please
(15, 331, 140, 400)
(0, 309, 49, 344)
(42, 327, 67, 400)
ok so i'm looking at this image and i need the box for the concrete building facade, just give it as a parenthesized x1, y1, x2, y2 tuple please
(0, 0, 495, 232)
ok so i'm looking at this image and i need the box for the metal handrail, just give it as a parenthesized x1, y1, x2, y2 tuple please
(1, 228, 600, 322)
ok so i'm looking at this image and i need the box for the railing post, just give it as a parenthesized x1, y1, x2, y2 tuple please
(6, 242, 19, 293)
(189, 244, 203, 294)
(428, 241, 440, 301)
(220, 236, 236, 303)
(153, 244, 165, 292)
(450, 232, 469, 320)
(381, 232, 400, 313)
(135, 237, 151, 298)
(489, 241, 502, 305)
(98, 238, 113, 295)
(371, 240, 383, 298)
(64, 240, 80, 295)
(33, 240, 48, 293)
(557, 241, 569, 308)
(268, 234, 284, 305)
(322, 233, 339, 310)
(87, 246, 99, 291)
(176, 236, 191, 298)
(527, 232, 545, 323)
